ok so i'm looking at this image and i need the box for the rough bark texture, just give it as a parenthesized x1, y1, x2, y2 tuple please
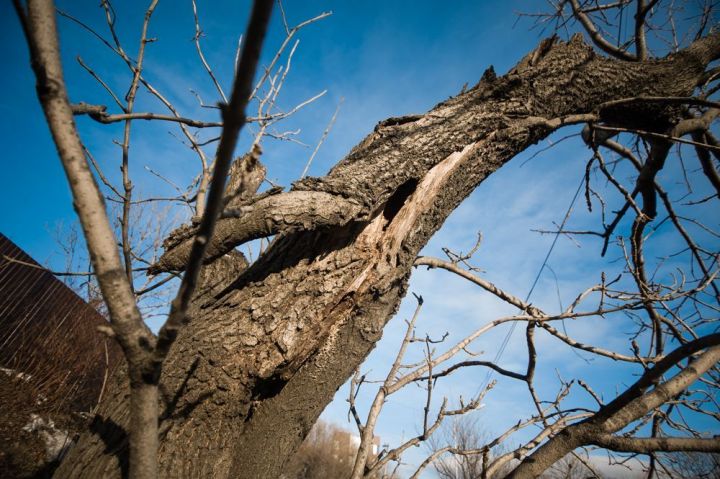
(55, 33, 720, 478)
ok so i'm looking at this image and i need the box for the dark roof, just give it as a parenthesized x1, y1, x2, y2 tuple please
(0, 232, 121, 412)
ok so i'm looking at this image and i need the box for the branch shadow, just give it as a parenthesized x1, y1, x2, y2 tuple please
(88, 415, 129, 479)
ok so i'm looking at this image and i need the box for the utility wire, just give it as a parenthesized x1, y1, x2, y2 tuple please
(476, 174, 586, 394)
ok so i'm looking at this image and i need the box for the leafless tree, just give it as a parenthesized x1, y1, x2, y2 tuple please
(663, 451, 720, 478)
(281, 420, 357, 479)
(426, 414, 509, 479)
(12, 0, 720, 478)
(14, 0, 275, 477)
(540, 453, 599, 479)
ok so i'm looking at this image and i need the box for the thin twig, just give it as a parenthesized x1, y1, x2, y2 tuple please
(300, 98, 342, 179)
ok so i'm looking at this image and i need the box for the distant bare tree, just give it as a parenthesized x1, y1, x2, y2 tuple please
(427, 415, 509, 479)
(540, 453, 599, 479)
(663, 451, 720, 478)
(282, 420, 357, 479)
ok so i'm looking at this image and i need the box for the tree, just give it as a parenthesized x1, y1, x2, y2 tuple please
(664, 452, 720, 478)
(426, 414, 507, 479)
(281, 420, 357, 479)
(11, 0, 720, 478)
(540, 453, 598, 479)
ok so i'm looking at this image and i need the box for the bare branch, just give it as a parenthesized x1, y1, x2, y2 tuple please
(1, 254, 94, 277)
(300, 98, 342, 178)
(249, 9, 331, 100)
(349, 295, 424, 479)
(71, 102, 223, 128)
(592, 434, 720, 453)
(14, 1, 156, 475)
(568, 0, 637, 60)
(191, 0, 227, 103)
(154, 0, 275, 363)
(508, 335, 720, 478)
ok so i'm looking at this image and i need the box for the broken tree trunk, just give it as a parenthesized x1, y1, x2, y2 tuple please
(55, 32, 720, 478)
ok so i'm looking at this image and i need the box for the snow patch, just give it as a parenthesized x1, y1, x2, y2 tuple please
(1, 367, 32, 382)
(22, 414, 73, 462)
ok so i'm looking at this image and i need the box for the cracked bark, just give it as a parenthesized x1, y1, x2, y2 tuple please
(55, 32, 720, 479)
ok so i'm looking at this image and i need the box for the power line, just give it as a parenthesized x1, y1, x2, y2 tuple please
(476, 175, 585, 394)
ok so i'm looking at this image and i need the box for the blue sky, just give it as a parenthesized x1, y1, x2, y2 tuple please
(3, 1, 718, 477)
(2, 0, 545, 261)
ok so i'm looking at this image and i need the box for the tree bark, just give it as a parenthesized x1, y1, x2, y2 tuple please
(55, 32, 720, 478)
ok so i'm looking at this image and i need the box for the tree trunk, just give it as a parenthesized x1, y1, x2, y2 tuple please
(54, 33, 720, 478)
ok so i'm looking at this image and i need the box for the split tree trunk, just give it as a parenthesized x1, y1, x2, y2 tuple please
(55, 33, 720, 478)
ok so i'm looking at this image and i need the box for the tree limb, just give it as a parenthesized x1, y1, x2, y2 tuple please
(591, 434, 720, 453)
